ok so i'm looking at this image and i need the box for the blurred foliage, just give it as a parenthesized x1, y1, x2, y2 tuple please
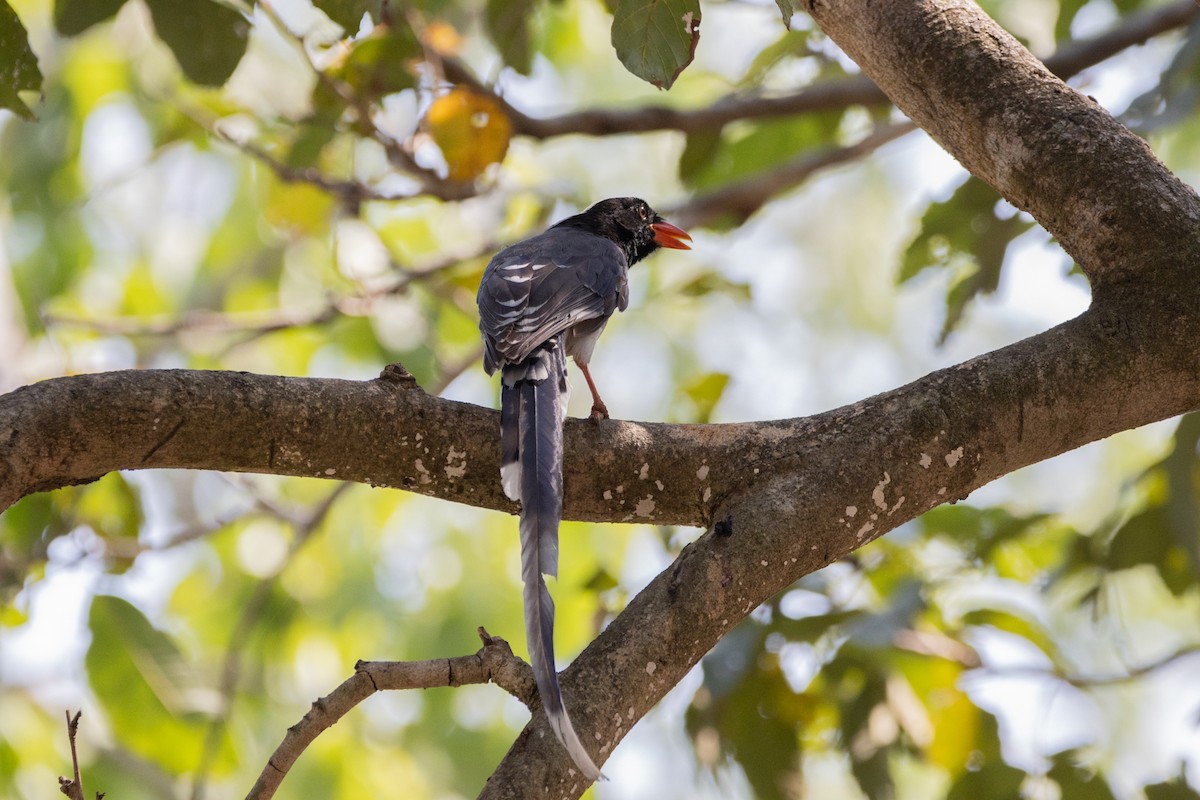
(900, 176, 1033, 342)
(0, 0, 1198, 798)
(688, 430, 1200, 797)
(0, 1, 41, 118)
(53, 0, 249, 85)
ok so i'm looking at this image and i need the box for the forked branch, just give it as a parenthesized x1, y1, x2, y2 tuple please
(246, 629, 535, 800)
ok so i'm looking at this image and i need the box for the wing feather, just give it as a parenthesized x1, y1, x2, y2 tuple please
(478, 228, 628, 373)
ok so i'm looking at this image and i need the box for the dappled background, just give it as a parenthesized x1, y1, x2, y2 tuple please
(1, 0, 1199, 798)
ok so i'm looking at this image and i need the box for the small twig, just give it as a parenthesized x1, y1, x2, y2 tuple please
(893, 628, 982, 668)
(59, 711, 83, 800)
(428, 345, 485, 396)
(45, 304, 340, 339)
(245, 628, 534, 800)
(46, 240, 496, 342)
(58, 711, 103, 800)
(222, 135, 414, 207)
(982, 643, 1200, 688)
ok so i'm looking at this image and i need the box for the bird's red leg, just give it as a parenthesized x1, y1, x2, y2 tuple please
(577, 362, 609, 422)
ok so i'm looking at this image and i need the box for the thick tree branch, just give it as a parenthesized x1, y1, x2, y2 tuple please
(476, 0, 1200, 794)
(3, 270, 1198, 795)
(2, 3, 1200, 798)
(477, 306, 1200, 797)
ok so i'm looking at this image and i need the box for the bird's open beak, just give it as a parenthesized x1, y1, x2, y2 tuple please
(651, 220, 692, 250)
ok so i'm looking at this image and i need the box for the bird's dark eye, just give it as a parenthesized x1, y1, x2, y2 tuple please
(639, 205, 648, 220)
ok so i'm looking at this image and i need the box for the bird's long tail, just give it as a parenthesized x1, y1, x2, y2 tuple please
(499, 337, 603, 781)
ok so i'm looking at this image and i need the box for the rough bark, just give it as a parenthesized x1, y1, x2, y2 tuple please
(0, 1, 1198, 798)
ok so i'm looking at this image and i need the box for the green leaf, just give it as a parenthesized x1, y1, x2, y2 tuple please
(144, 0, 250, 87)
(829, 665, 894, 800)
(681, 372, 729, 424)
(678, 128, 721, 184)
(486, 0, 536, 75)
(945, 709, 1026, 799)
(676, 270, 751, 301)
(1107, 507, 1172, 570)
(583, 568, 619, 592)
(287, 117, 340, 169)
(774, 609, 862, 643)
(1053, 0, 1089, 43)
(1161, 411, 1200, 579)
(87, 595, 219, 773)
(0, 492, 65, 603)
(329, 22, 421, 99)
(947, 762, 1027, 800)
(741, 28, 811, 87)
(689, 647, 806, 800)
(72, 473, 144, 569)
(1, 492, 60, 553)
(1105, 506, 1194, 594)
(774, 0, 794, 29)
(900, 176, 1033, 340)
(1048, 751, 1117, 800)
(0, 2, 42, 119)
(682, 112, 843, 191)
(611, 0, 701, 90)
(1145, 776, 1200, 800)
(53, 0, 128, 36)
(921, 504, 1049, 560)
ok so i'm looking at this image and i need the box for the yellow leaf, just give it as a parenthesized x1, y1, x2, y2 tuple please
(422, 20, 462, 55)
(425, 88, 513, 182)
(265, 179, 335, 234)
(926, 686, 980, 773)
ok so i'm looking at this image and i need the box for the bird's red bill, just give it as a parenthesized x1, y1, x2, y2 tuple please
(651, 220, 692, 250)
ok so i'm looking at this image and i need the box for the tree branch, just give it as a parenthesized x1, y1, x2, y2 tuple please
(3, 265, 1197, 794)
(43, 239, 498, 343)
(669, 120, 916, 228)
(804, 0, 1200, 289)
(440, 0, 1197, 140)
(57, 710, 102, 800)
(1041, 0, 1198, 82)
(983, 644, 1200, 689)
(245, 629, 534, 800)
(3, 3, 1200, 798)
(475, 0, 1200, 793)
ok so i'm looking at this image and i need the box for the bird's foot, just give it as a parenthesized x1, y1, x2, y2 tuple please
(589, 403, 609, 423)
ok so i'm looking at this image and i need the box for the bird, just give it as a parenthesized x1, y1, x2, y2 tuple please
(476, 197, 691, 779)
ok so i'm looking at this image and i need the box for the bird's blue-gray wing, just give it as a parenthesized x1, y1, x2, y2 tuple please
(477, 228, 628, 374)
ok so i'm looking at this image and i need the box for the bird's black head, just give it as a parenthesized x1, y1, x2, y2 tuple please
(556, 197, 692, 265)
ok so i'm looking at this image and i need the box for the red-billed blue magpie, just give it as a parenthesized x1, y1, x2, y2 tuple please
(477, 198, 691, 779)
